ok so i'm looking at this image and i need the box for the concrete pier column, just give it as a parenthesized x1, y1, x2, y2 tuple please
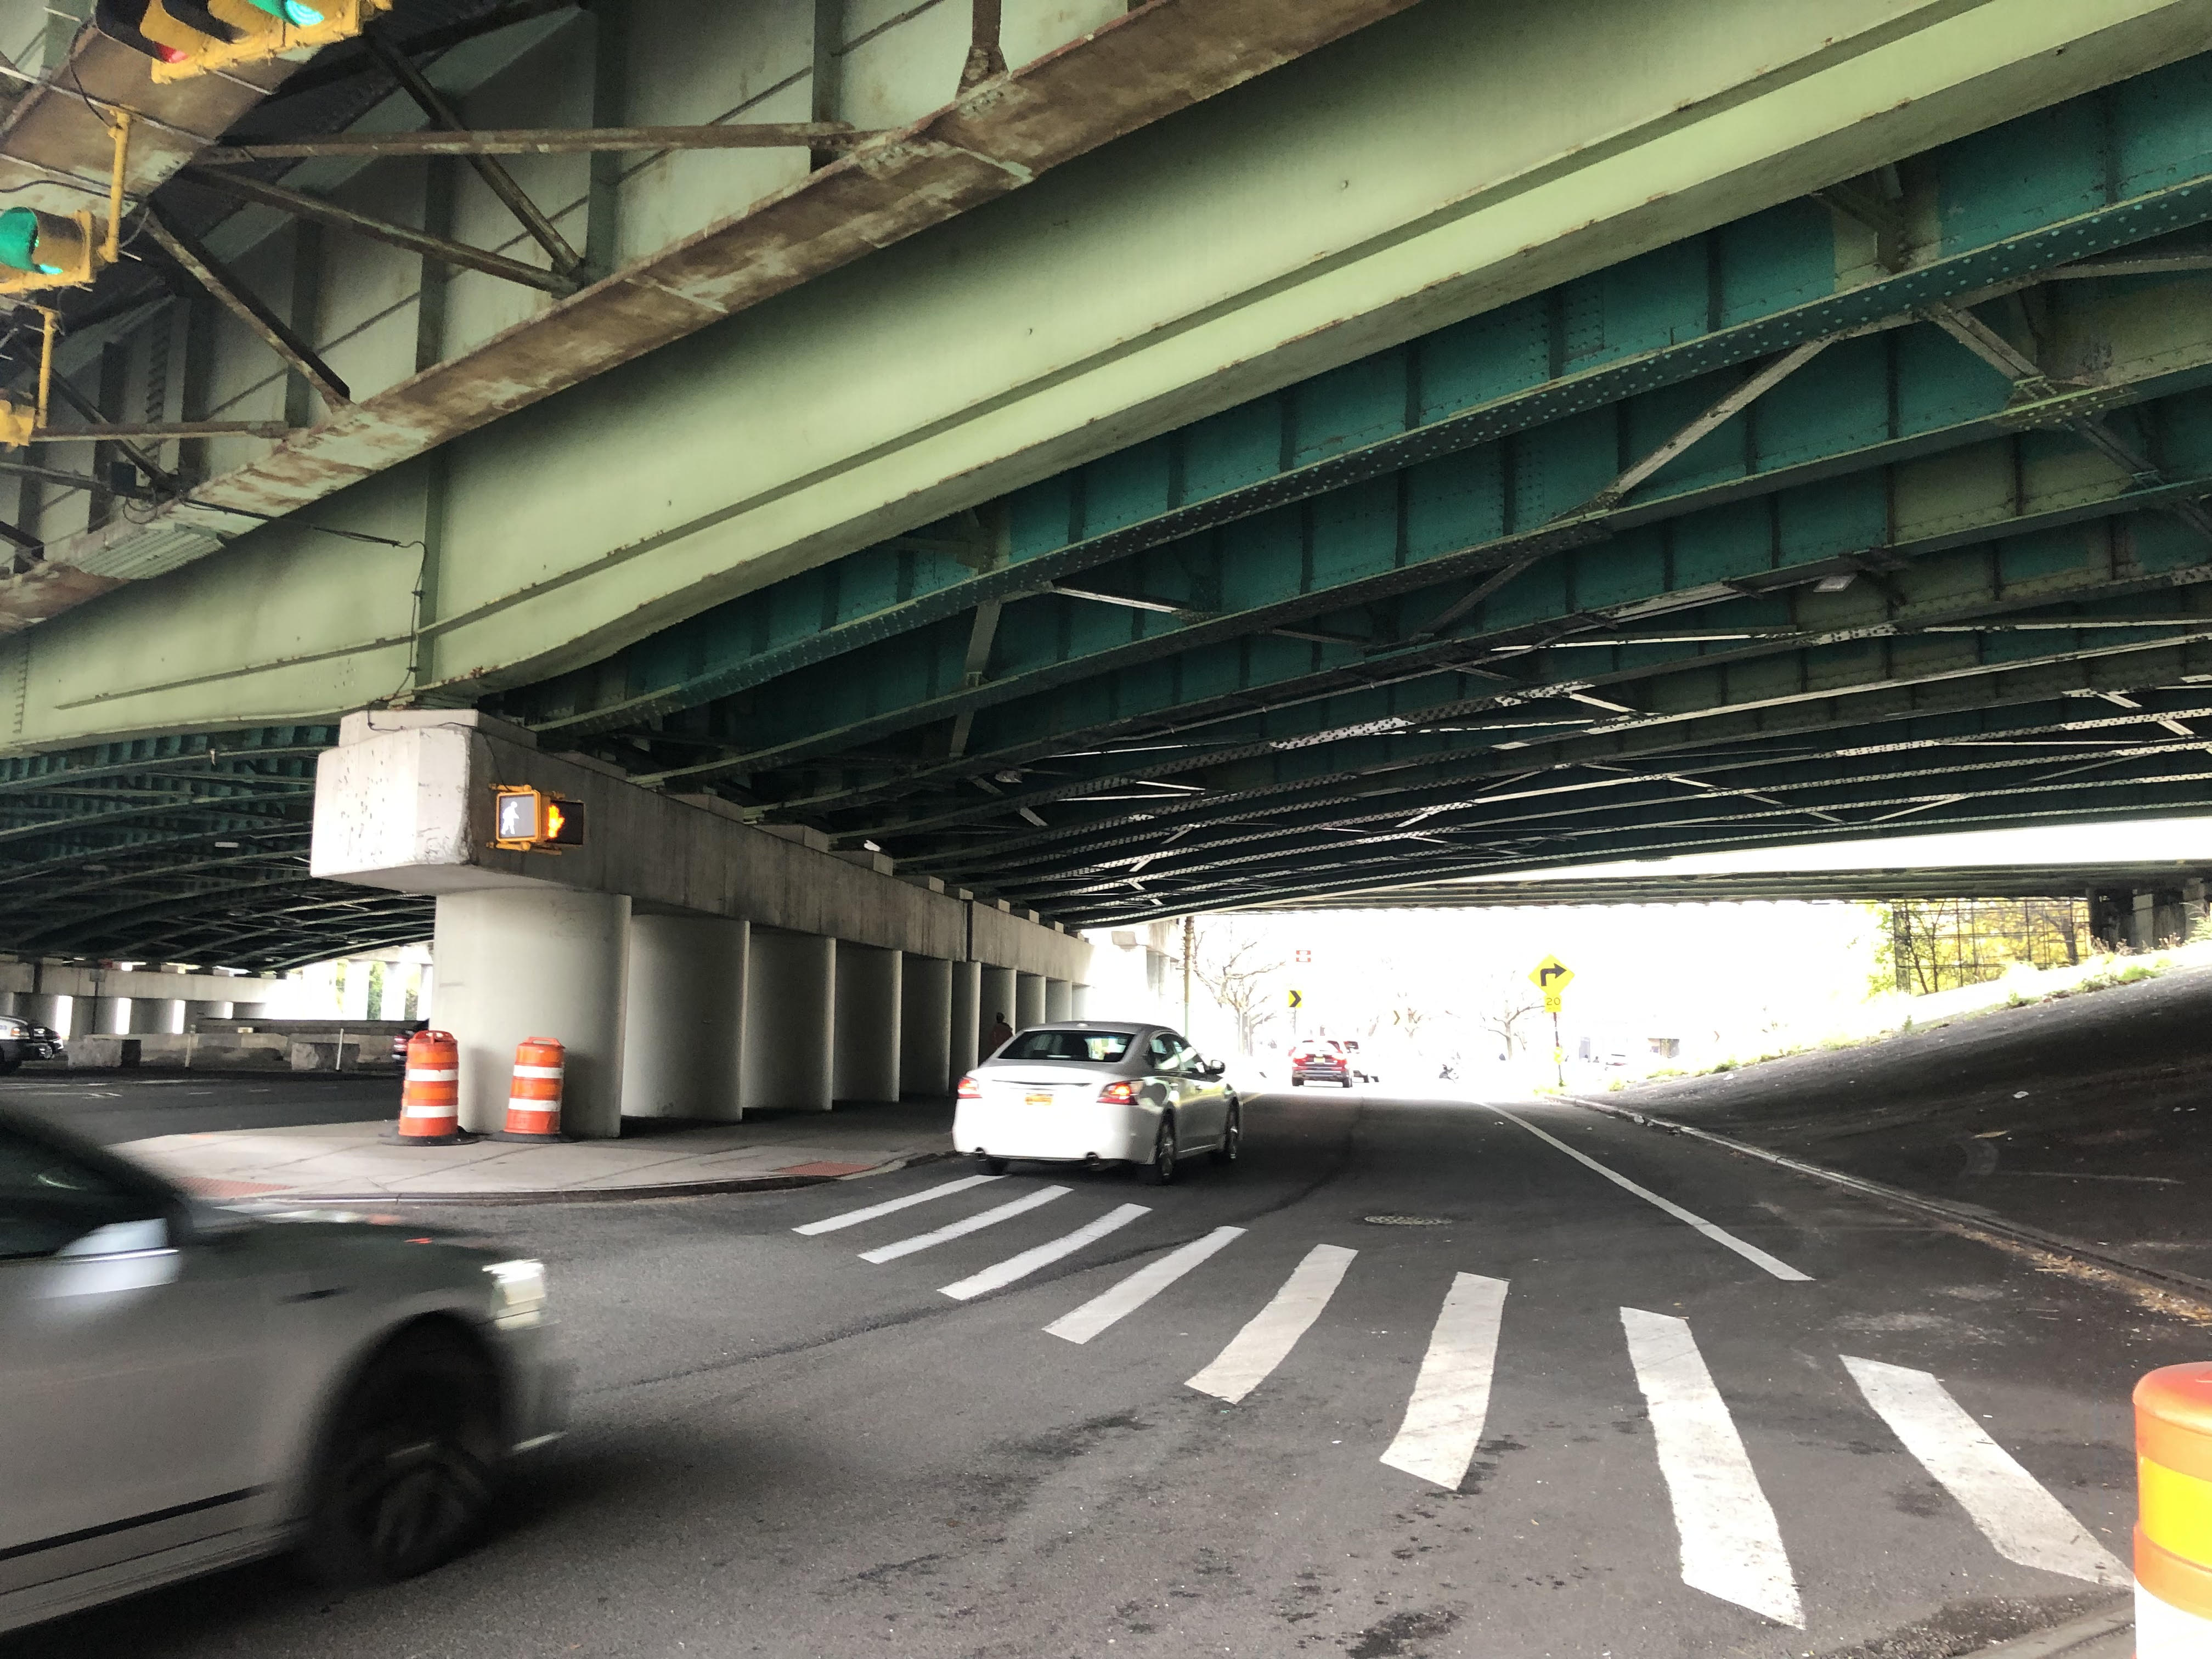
(20, 994, 66, 1032)
(980, 966, 1017, 1051)
(1045, 979, 1073, 1022)
(131, 1000, 185, 1035)
(188, 1001, 234, 1026)
(620, 914, 747, 1121)
(1071, 983, 1093, 1018)
(899, 955, 953, 1098)
(1015, 972, 1047, 1032)
(833, 943, 901, 1104)
(230, 1002, 272, 1022)
(432, 887, 633, 1138)
(950, 960, 981, 1080)
(742, 930, 834, 1111)
(0, 992, 15, 1017)
(91, 996, 131, 1035)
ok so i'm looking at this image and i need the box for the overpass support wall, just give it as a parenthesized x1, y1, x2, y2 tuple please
(949, 960, 982, 1081)
(313, 711, 1086, 1136)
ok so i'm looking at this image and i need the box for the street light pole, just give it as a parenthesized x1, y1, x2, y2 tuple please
(1181, 914, 1193, 1032)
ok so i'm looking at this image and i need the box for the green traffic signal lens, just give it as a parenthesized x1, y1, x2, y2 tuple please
(283, 0, 322, 19)
(0, 208, 40, 275)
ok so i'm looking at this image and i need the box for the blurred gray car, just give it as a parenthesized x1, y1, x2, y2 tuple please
(0, 1107, 565, 1635)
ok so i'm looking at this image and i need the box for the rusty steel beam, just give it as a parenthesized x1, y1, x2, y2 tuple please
(363, 30, 585, 279)
(180, 166, 577, 294)
(194, 122, 877, 162)
(44, 376, 181, 496)
(16, 0, 1426, 640)
(33, 422, 297, 442)
(141, 210, 352, 411)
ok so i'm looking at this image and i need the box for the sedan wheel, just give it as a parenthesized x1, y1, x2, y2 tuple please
(975, 1154, 1008, 1175)
(298, 1325, 501, 1587)
(1139, 1116, 1178, 1186)
(1210, 1104, 1241, 1167)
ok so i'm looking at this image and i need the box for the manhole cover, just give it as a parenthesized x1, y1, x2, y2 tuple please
(1363, 1214, 1452, 1226)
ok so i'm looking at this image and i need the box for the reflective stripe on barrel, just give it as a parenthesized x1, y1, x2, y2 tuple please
(2137, 1363, 2212, 1657)
(396, 1030, 461, 1139)
(504, 1037, 565, 1137)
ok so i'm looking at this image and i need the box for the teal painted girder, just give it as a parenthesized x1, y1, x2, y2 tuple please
(926, 639, 2212, 884)
(1005, 738, 2212, 909)
(847, 500, 2212, 840)
(505, 54, 2212, 749)
(1070, 781, 2212, 924)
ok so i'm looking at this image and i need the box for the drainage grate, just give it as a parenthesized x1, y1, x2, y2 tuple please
(1363, 1214, 1452, 1226)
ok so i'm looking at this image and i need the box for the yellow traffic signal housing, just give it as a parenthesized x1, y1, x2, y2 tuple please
(0, 210, 95, 296)
(0, 308, 59, 449)
(141, 0, 394, 83)
(491, 786, 586, 854)
(0, 400, 33, 449)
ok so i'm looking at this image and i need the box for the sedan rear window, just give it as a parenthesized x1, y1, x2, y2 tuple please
(999, 1030, 1134, 1063)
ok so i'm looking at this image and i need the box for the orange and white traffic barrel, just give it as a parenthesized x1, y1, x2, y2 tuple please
(2137, 1362, 2212, 1657)
(492, 1036, 568, 1142)
(391, 1029, 470, 1145)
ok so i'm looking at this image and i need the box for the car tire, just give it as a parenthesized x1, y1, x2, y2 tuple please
(1291, 1076, 1305, 1087)
(1138, 1116, 1178, 1186)
(975, 1155, 1008, 1175)
(1210, 1104, 1241, 1167)
(297, 1323, 504, 1588)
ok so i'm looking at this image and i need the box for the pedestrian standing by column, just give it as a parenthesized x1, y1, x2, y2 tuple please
(984, 1011, 1014, 1054)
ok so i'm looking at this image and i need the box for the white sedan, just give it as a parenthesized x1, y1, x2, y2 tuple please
(953, 1022, 1239, 1185)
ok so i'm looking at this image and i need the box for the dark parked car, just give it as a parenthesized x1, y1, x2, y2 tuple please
(0, 1015, 64, 1074)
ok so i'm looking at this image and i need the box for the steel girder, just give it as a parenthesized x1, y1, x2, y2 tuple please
(470, 57, 2212, 923)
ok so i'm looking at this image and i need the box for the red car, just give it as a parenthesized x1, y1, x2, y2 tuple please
(1290, 1042, 1352, 1088)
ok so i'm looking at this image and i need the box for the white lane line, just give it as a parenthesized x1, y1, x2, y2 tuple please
(1187, 1243, 1357, 1404)
(1046, 1226, 1247, 1344)
(1380, 1273, 1509, 1489)
(858, 1185, 1069, 1263)
(1841, 1356, 2127, 1586)
(792, 1173, 1002, 1235)
(940, 1203, 1152, 1300)
(1489, 1105, 1812, 1282)
(1621, 1306, 1803, 1628)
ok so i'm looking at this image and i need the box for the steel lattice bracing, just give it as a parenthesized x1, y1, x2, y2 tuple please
(486, 57, 2212, 928)
(0, 727, 431, 970)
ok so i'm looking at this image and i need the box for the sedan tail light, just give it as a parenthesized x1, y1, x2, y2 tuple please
(957, 1075, 983, 1099)
(1097, 1080, 1137, 1103)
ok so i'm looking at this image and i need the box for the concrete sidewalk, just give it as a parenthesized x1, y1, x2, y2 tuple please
(117, 1099, 956, 1203)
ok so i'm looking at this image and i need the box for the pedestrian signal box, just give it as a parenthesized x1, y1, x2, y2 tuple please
(492, 786, 585, 853)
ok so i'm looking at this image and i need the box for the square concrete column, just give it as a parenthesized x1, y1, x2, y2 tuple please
(833, 943, 901, 1104)
(950, 959, 981, 1079)
(91, 996, 131, 1035)
(899, 955, 954, 1098)
(980, 966, 1017, 1052)
(230, 1002, 272, 1020)
(1071, 984, 1092, 1018)
(621, 914, 748, 1121)
(1045, 979, 1073, 1022)
(432, 887, 633, 1138)
(1015, 972, 1047, 1032)
(188, 1001, 233, 1026)
(742, 929, 834, 1111)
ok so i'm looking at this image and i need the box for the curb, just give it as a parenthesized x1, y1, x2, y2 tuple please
(1561, 1092, 2212, 1311)
(227, 1148, 958, 1207)
(1970, 1605, 2132, 1657)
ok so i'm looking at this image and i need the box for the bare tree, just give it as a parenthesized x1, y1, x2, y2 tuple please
(1470, 971, 1545, 1060)
(1191, 923, 1288, 1055)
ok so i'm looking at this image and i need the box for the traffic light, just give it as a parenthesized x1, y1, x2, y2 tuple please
(98, 0, 388, 82)
(0, 400, 33, 449)
(0, 307, 58, 450)
(0, 210, 94, 292)
(491, 787, 586, 854)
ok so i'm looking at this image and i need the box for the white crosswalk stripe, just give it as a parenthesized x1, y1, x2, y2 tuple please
(941, 1203, 1152, 1300)
(1187, 1243, 1356, 1404)
(792, 1173, 1002, 1235)
(1622, 1306, 1803, 1628)
(858, 1185, 1069, 1263)
(1841, 1356, 2126, 1586)
(1488, 1107, 1812, 1281)
(1380, 1273, 1508, 1490)
(1046, 1226, 1246, 1345)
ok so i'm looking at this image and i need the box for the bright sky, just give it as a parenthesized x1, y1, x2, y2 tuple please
(1475, 814, 2212, 882)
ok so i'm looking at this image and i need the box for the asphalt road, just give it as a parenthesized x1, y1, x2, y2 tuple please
(0, 1071, 398, 1146)
(19, 1087, 2190, 1659)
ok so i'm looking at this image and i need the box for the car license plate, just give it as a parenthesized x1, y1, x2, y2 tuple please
(1024, 1090, 1053, 1107)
